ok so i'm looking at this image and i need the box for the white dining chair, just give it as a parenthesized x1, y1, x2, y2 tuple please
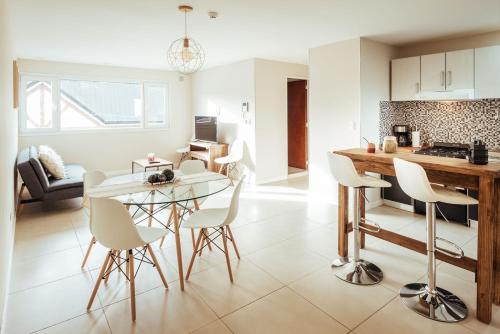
(87, 197, 169, 321)
(184, 176, 245, 282)
(159, 159, 208, 249)
(81, 170, 107, 268)
(176, 145, 191, 167)
(214, 138, 244, 182)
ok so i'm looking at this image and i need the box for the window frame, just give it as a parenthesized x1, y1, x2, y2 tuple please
(19, 73, 170, 135)
(143, 82, 170, 129)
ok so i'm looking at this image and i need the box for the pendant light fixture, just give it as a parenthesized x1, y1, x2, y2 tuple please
(167, 5, 205, 74)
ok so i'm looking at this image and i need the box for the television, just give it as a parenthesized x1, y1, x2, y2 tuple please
(194, 116, 217, 142)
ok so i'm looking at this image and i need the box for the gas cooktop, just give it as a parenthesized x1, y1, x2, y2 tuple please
(414, 142, 469, 159)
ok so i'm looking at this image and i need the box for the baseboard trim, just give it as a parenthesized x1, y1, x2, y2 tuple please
(257, 175, 288, 185)
(382, 199, 414, 212)
(287, 171, 308, 179)
(366, 199, 383, 210)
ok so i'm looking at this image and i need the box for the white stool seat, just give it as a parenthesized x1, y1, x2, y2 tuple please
(183, 208, 230, 229)
(176, 146, 190, 154)
(431, 184, 479, 205)
(360, 175, 391, 188)
(136, 226, 168, 244)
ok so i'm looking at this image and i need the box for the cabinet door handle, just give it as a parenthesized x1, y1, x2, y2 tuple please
(447, 70, 452, 86)
(441, 71, 445, 86)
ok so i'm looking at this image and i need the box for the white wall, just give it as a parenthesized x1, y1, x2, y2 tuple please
(191, 60, 257, 182)
(360, 39, 397, 204)
(397, 30, 500, 57)
(17, 59, 192, 172)
(308, 38, 394, 205)
(254, 59, 308, 184)
(0, 0, 17, 328)
(308, 39, 361, 202)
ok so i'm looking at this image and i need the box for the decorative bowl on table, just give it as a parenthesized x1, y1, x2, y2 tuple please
(144, 169, 177, 186)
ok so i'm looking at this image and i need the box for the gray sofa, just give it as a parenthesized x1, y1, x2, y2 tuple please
(17, 146, 86, 210)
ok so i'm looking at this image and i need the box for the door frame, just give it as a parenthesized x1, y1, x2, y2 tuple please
(285, 75, 309, 175)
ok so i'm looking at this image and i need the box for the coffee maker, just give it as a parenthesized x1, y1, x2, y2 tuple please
(392, 125, 411, 147)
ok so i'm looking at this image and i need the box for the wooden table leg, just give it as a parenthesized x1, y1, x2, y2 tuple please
(493, 179, 500, 304)
(172, 203, 185, 291)
(148, 190, 155, 227)
(360, 188, 366, 249)
(477, 176, 495, 323)
(338, 184, 349, 258)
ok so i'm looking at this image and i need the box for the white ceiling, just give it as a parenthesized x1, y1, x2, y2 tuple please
(9, 0, 500, 70)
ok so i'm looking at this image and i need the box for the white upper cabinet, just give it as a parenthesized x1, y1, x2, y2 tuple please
(421, 53, 446, 91)
(475, 45, 500, 98)
(445, 49, 474, 91)
(391, 56, 420, 101)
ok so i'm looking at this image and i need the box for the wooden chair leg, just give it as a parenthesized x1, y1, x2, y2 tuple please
(129, 249, 136, 321)
(221, 227, 234, 283)
(126, 251, 130, 278)
(226, 225, 240, 259)
(205, 228, 213, 251)
(186, 230, 204, 280)
(199, 231, 205, 257)
(81, 236, 96, 268)
(191, 228, 196, 250)
(147, 244, 168, 289)
(104, 250, 116, 284)
(159, 211, 174, 248)
(87, 251, 112, 310)
(16, 184, 25, 216)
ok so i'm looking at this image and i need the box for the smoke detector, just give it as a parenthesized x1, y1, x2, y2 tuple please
(208, 11, 218, 19)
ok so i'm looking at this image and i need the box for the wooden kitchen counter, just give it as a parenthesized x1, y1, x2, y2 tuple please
(333, 148, 500, 324)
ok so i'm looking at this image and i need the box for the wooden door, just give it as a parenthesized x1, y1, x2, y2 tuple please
(391, 56, 420, 101)
(287, 80, 307, 170)
(445, 49, 474, 91)
(421, 53, 446, 91)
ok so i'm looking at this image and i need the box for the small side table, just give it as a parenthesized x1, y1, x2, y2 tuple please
(131, 158, 174, 174)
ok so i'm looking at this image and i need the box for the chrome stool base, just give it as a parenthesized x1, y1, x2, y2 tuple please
(400, 283, 468, 322)
(335, 259, 383, 285)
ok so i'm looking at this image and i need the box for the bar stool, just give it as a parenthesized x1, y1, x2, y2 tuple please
(327, 152, 390, 285)
(394, 158, 477, 322)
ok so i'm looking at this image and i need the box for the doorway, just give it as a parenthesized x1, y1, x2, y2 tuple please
(287, 78, 308, 176)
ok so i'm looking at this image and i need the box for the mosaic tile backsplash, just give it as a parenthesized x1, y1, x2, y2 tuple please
(379, 99, 500, 150)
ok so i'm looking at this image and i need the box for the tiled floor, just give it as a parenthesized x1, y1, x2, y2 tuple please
(6, 176, 499, 334)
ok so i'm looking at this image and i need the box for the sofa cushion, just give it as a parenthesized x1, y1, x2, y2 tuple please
(39, 145, 66, 179)
(17, 146, 48, 199)
(47, 164, 85, 192)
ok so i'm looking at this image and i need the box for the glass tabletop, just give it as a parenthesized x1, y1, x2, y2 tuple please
(88, 171, 231, 206)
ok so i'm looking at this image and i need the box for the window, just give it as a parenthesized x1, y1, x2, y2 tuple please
(20, 75, 168, 133)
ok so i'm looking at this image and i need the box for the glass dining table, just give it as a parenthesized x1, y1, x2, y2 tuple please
(87, 171, 232, 290)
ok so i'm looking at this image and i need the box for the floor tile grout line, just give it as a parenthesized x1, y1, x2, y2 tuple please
(8, 270, 93, 296)
(28, 307, 105, 333)
(350, 294, 399, 332)
(281, 285, 351, 332)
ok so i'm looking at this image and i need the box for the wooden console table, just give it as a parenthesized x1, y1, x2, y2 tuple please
(334, 148, 500, 324)
(189, 141, 228, 172)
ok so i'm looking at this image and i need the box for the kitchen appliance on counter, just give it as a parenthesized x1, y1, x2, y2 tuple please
(392, 125, 411, 147)
(384, 141, 481, 226)
(469, 140, 489, 165)
(414, 142, 470, 159)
